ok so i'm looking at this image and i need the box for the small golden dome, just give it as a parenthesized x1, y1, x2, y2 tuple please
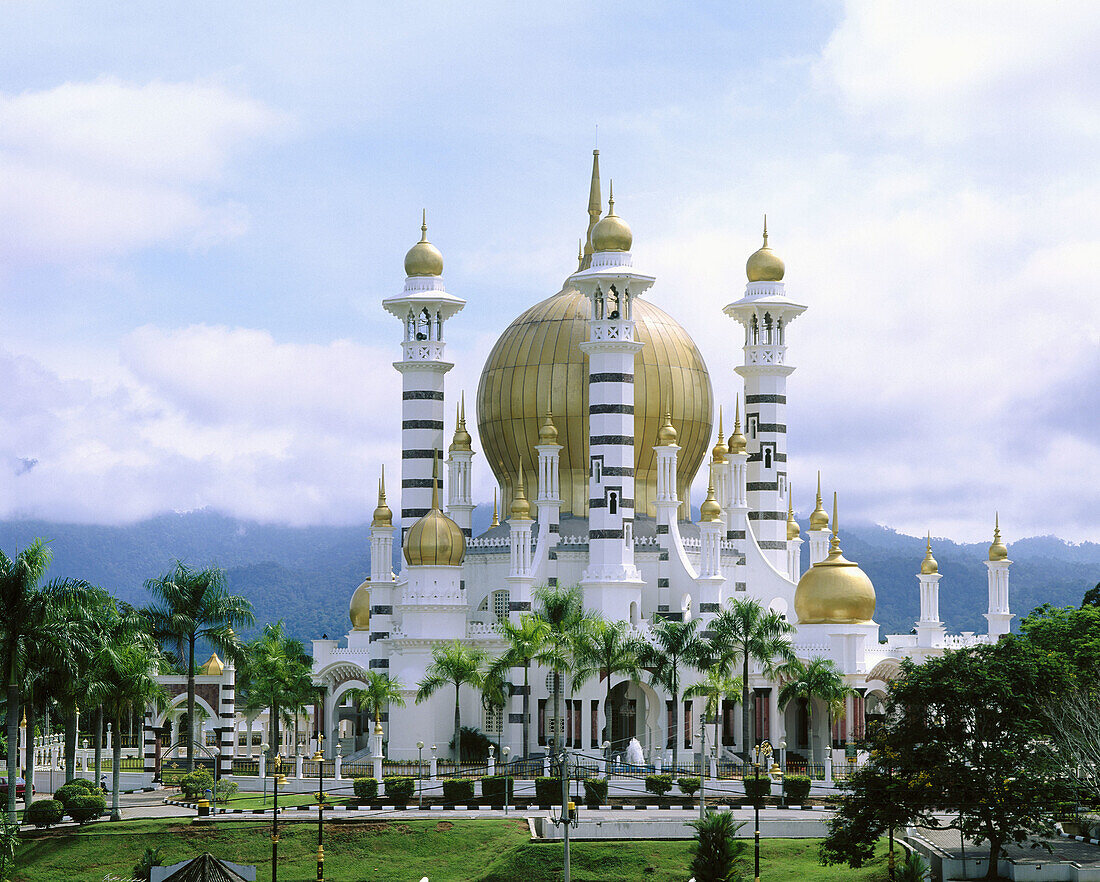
(349, 581, 371, 630)
(403, 456, 466, 566)
(372, 467, 393, 529)
(988, 514, 1008, 561)
(728, 398, 747, 455)
(538, 401, 559, 445)
(404, 210, 444, 277)
(794, 495, 876, 624)
(920, 534, 938, 575)
(509, 461, 532, 520)
(746, 216, 784, 282)
(199, 653, 224, 676)
(450, 395, 472, 452)
(590, 183, 633, 252)
(657, 410, 678, 445)
(700, 482, 722, 522)
(808, 472, 829, 531)
(787, 495, 800, 541)
(711, 407, 727, 463)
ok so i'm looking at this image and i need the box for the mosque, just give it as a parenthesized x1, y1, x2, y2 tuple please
(309, 152, 1013, 764)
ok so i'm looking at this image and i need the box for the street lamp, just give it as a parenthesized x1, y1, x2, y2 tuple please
(261, 742, 269, 807)
(271, 752, 283, 882)
(416, 741, 425, 810)
(82, 739, 88, 773)
(698, 722, 707, 821)
(753, 740, 773, 882)
(313, 733, 325, 882)
(501, 746, 511, 814)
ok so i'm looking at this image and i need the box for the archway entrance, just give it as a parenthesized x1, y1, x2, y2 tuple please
(607, 680, 649, 754)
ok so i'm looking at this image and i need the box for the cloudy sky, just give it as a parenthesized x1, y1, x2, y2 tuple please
(0, 1, 1096, 543)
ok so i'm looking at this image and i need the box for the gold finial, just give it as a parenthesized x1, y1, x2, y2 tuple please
(711, 406, 727, 463)
(809, 471, 829, 531)
(608, 179, 615, 215)
(728, 397, 747, 455)
(590, 176, 632, 252)
(746, 213, 784, 282)
(787, 488, 800, 540)
(490, 487, 500, 528)
(404, 209, 444, 276)
(431, 450, 440, 511)
(420, 208, 428, 242)
(829, 491, 841, 553)
(577, 238, 584, 270)
(921, 531, 938, 575)
(657, 405, 677, 445)
(762, 213, 768, 247)
(372, 465, 393, 529)
(450, 393, 473, 452)
(700, 476, 722, 522)
(989, 512, 1008, 561)
(510, 458, 532, 520)
(582, 148, 602, 267)
(539, 392, 558, 444)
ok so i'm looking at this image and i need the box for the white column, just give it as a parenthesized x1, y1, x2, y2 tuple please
(985, 560, 1013, 638)
(446, 394, 475, 537)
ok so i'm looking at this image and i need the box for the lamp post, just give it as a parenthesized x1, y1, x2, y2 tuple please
(82, 739, 88, 773)
(501, 746, 511, 814)
(416, 741, 424, 810)
(313, 733, 325, 882)
(271, 753, 282, 882)
(698, 721, 707, 821)
(777, 740, 787, 807)
(261, 742, 269, 806)
(753, 740, 772, 882)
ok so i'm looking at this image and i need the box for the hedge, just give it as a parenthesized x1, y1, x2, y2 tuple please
(480, 775, 514, 805)
(645, 774, 673, 797)
(353, 778, 379, 800)
(68, 793, 107, 824)
(442, 778, 474, 804)
(178, 769, 214, 800)
(583, 777, 608, 807)
(744, 775, 771, 801)
(677, 776, 701, 797)
(54, 783, 91, 812)
(534, 776, 560, 807)
(782, 774, 811, 802)
(26, 799, 65, 828)
(383, 776, 415, 802)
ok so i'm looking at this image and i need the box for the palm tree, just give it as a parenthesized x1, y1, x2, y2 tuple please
(684, 666, 743, 766)
(349, 671, 407, 735)
(777, 656, 855, 766)
(711, 598, 795, 761)
(488, 615, 550, 758)
(532, 584, 595, 752)
(238, 621, 311, 759)
(145, 562, 253, 770)
(415, 641, 487, 759)
(572, 617, 643, 752)
(640, 617, 707, 772)
(0, 540, 96, 824)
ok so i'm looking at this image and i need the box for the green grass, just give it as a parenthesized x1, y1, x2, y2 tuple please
(218, 791, 328, 810)
(13, 818, 894, 882)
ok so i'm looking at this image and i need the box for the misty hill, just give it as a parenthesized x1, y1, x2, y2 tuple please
(1, 509, 1096, 648)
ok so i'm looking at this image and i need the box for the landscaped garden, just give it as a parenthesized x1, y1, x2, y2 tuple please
(12, 817, 895, 882)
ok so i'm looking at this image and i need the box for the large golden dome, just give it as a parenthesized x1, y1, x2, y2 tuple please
(349, 581, 371, 630)
(794, 497, 875, 624)
(477, 285, 712, 517)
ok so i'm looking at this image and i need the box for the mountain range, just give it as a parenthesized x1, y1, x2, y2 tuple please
(1, 508, 1096, 649)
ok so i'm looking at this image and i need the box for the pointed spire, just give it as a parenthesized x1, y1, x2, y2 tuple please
(582, 148, 602, 268)
(539, 390, 558, 444)
(921, 531, 938, 575)
(491, 487, 500, 528)
(577, 238, 584, 270)
(728, 396, 747, 455)
(608, 179, 616, 215)
(787, 487, 800, 540)
(700, 474, 722, 522)
(989, 512, 1008, 561)
(657, 403, 678, 445)
(510, 457, 532, 520)
(711, 406, 727, 462)
(372, 464, 393, 529)
(828, 491, 842, 553)
(450, 392, 472, 452)
(430, 450, 441, 510)
(762, 213, 768, 247)
(420, 208, 428, 242)
(809, 470, 830, 531)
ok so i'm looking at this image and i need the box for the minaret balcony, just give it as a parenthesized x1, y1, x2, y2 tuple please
(589, 320, 635, 342)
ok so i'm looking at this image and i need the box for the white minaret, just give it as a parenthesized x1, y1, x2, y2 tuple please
(508, 465, 535, 581)
(535, 405, 563, 538)
(710, 407, 732, 524)
(653, 411, 680, 618)
(381, 213, 465, 549)
(984, 515, 1013, 638)
(446, 394, 475, 537)
(806, 472, 831, 565)
(916, 534, 944, 648)
(785, 493, 803, 582)
(723, 219, 806, 572)
(574, 183, 652, 621)
(698, 481, 724, 580)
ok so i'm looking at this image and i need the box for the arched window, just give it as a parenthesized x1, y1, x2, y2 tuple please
(764, 448, 773, 469)
(609, 492, 618, 515)
(492, 589, 510, 623)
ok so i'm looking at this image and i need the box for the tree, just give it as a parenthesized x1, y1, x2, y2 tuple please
(532, 584, 594, 752)
(1019, 602, 1100, 681)
(489, 615, 550, 758)
(1044, 690, 1100, 802)
(640, 617, 706, 772)
(0, 540, 96, 824)
(416, 641, 487, 759)
(348, 672, 407, 734)
(777, 656, 853, 766)
(711, 598, 795, 761)
(144, 562, 253, 770)
(685, 666, 743, 764)
(1082, 583, 1100, 608)
(238, 621, 311, 759)
(572, 617, 643, 752)
(821, 639, 1076, 878)
(689, 810, 747, 882)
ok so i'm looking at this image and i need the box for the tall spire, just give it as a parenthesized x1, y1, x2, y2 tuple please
(581, 149, 602, 269)
(491, 487, 500, 528)
(711, 406, 727, 462)
(762, 213, 768, 247)
(450, 392, 472, 452)
(829, 491, 841, 553)
(728, 397, 747, 454)
(510, 457, 532, 519)
(430, 450, 440, 511)
(809, 471, 829, 531)
(372, 464, 393, 529)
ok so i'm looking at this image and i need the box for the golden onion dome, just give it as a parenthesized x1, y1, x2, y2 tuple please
(746, 217, 785, 282)
(538, 407, 559, 445)
(404, 211, 444, 277)
(808, 472, 830, 531)
(700, 482, 722, 522)
(590, 184, 633, 252)
(657, 410, 678, 445)
(787, 496, 800, 540)
(199, 653, 224, 676)
(509, 463, 532, 520)
(728, 398, 747, 455)
(988, 514, 1008, 561)
(403, 463, 466, 566)
(349, 581, 371, 630)
(372, 468, 393, 529)
(920, 534, 938, 575)
(794, 495, 876, 624)
(477, 286, 712, 518)
(450, 395, 473, 452)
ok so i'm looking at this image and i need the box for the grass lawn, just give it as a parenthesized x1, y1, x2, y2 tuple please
(217, 791, 328, 810)
(13, 818, 895, 881)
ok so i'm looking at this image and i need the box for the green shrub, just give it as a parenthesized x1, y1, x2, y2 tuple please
(480, 775, 514, 805)
(897, 850, 929, 882)
(678, 776, 702, 797)
(132, 845, 166, 881)
(352, 778, 379, 800)
(25, 799, 65, 829)
(744, 775, 771, 802)
(214, 779, 238, 805)
(178, 768, 213, 800)
(68, 793, 107, 824)
(583, 777, 608, 807)
(383, 776, 415, 803)
(442, 778, 474, 803)
(447, 726, 499, 762)
(690, 810, 748, 882)
(65, 777, 99, 794)
(782, 774, 811, 802)
(534, 776, 560, 807)
(54, 783, 89, 811)
(645, 774, 674, 797)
